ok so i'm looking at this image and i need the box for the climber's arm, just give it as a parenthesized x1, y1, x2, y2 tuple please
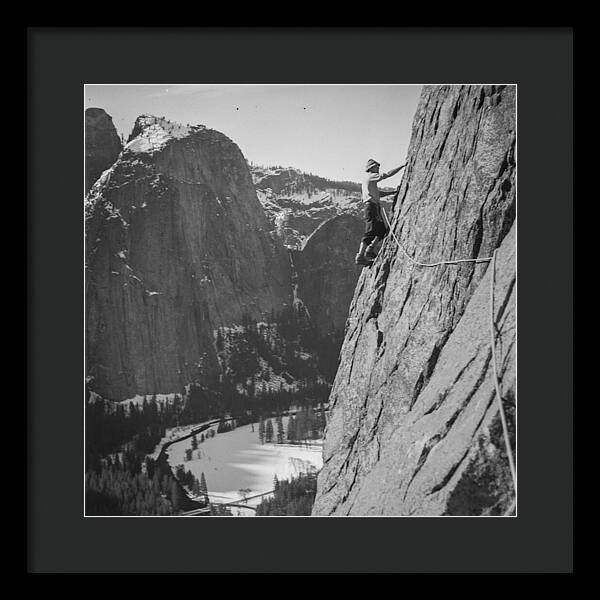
(379, 162, 408, 180)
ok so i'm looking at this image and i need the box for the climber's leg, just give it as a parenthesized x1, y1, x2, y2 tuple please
(355, 241, 371, 265)
(365, 221, 387, 259)
(356, 227, 377, 265)
(365, 237, 381, 259)
(356, 240, 369, 256)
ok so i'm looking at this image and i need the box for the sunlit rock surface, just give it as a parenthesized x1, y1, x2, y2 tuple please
(313, 85, 516, 516)
(86, 116, 291, 400)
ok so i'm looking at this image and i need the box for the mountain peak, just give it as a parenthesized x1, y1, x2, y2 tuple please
(85, 107, 122, 192)
(86, 114, 291, 400)
(126, 115, 208, 155)
(86, 107, 111, 119)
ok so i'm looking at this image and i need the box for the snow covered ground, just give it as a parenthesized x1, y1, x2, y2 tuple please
(121, 392, 180, 406)
(148, 419, 216, 460)
(165, 418, 323, 512)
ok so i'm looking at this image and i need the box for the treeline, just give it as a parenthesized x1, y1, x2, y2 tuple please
(216, 306, 342, 396)
(85, 452, 199, 516)
(84, 301, 337, 516)
(174, 465, 209, 501)
(86, 393, 184, 470)
(183, 429, 217, 462)
(272, 307, 344, 383)
(258, 404, 326, 444)
(216, 417, 236, 433)
(178, 304, 333, 424)
(173, 461, 233, 516)
(249, 164, 361, 195)
(312, 330, 344, 382)
(86, 305, 336, 450)
(86, 466, 173, 516)
(216, 307, 321, 388)
(182, 378, 331, 429)
(85, 379, 330, 516)
(85, 393, 206, 516)
(255, 471, 318, 516)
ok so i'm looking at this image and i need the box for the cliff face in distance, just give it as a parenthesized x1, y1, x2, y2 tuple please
(252, 165, 392, 249)
(86, 115, 291, 400)
(313, 85, 516, 516)
(85, 108, 122, 192)
(294, 214, 364, 336)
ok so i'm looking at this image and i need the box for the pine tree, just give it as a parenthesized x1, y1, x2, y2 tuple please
(171, 480, 183, 512)
(276, 416, 284, 444)
(192, 478, 201, 497)
(200, 472, 209, 503)
(287, 416, 296, 442)
(191, 434, 198, 450)
(216, 329, 224, 352)
(306, 405, 315, 440)
(265, 419, 274, 443)
(296, 410, 307, 442)
(258, 419, 265, 444)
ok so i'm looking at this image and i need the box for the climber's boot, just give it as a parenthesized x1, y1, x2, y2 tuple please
(365, 241, 380, 261)
(355, 252, 371, 266)
(355, 241, 371, 266)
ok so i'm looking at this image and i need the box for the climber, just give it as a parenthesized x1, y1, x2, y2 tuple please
(355, 158, 407, 266)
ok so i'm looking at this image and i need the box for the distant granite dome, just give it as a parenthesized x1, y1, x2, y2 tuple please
(85, 114, 391, 406)
(85, 108, 122, 192)
(313, 85, 516, 516)
(85, 115, 292, 400)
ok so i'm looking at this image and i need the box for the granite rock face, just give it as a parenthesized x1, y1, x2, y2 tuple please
(294, 214, 364, 335)
(85, 108, 122, 192)
(312, 85, 516, 516)
(85, 116, 291, 400)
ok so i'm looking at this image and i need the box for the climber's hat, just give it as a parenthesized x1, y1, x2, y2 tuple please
(365, 158, 380, 172)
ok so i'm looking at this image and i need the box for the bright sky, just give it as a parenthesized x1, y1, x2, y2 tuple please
(84, 84, 422, 182)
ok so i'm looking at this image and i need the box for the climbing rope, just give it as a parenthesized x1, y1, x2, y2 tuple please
(380, 205, 516, 515)
(489, 248, 518, 507)
(381, 206, 493, 266)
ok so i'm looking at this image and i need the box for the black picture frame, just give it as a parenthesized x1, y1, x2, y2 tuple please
(28, 27, 573, 573)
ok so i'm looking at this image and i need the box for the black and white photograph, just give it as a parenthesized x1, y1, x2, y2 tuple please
(28, 27, 572, 573)
(84, 83, 516, 517)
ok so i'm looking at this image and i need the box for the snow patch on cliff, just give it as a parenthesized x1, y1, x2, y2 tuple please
(125, 115, 196, 155)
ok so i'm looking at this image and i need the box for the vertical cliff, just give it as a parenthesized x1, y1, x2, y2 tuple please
(312, 85, 516, 516)
(85, 115, 291, 400)
(294, 214, 364, 335)
(85, 108, 122, 192)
